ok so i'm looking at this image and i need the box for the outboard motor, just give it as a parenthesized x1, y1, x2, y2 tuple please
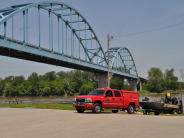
(172, 97, 178, 105)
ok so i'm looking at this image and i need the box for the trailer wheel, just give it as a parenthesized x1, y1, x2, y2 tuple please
(128, 105, 135, 114)
(77, 109, 85, 113)
(154, 112, 159, 115)
(112, 110, 118, 113)
(173, 111, 177, 114)
(143, 111, 147, 115)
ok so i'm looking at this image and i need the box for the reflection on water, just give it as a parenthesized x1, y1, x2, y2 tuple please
(0, 96, 75, 104)
(0, 94, 183, 104)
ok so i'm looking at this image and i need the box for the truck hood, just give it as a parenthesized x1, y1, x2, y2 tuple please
(76, 95, 101, 99)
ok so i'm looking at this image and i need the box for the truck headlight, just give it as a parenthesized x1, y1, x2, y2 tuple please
(85, 98, 92, 102)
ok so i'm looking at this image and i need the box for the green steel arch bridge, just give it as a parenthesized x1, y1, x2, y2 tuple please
(0, 1, 146, 90)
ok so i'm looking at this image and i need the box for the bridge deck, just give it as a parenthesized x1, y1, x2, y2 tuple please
(0, 35, 139, 80)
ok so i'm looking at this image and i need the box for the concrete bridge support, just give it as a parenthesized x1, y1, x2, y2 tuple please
(140, 81, 142, 91)
(128, 79, 139, 91)
(93, 73, 113, 88)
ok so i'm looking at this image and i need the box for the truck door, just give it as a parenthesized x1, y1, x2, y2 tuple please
(113, 90, 123, 108)
(104, 90, 115, 108)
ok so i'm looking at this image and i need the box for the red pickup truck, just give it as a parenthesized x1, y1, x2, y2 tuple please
(73, 89, 139, 114)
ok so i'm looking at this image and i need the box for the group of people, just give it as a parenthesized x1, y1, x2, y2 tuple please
(164, 90, 183, 113)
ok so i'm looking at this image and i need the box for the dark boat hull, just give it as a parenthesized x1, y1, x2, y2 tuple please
(139, 102, 179, 112)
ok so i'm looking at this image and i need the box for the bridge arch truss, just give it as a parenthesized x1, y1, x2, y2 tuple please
(99, 47, 138, 78)
(0, 1, 139, 80)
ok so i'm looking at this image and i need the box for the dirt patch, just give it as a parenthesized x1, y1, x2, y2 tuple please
(117, 110, 143, 115)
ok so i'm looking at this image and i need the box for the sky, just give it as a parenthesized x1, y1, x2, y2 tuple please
(0, 0, 184, 81)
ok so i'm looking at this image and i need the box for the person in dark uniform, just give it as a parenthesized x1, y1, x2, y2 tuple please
(177, 97, 183, 113)
(164, 90, 171, 103)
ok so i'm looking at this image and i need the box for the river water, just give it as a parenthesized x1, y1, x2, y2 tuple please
(0, 94, 183, 104)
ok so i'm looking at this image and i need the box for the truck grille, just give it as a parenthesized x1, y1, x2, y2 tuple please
(76, 98, 85, 102)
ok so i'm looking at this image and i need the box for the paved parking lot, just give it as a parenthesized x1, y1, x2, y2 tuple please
(0, 108, 183, 138)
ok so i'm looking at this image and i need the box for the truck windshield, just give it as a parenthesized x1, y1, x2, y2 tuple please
(88, 90, 105, 96)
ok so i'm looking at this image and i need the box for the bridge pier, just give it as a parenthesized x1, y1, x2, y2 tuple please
(93, 73, 113, 88)
(128, 79, 139, 91)
(140, 81, 142, 91)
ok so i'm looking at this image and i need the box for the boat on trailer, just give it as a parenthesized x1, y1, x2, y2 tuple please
(139, 101, 180, 115)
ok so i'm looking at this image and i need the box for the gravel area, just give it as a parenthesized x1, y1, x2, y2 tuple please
(0, 108, 184, 138)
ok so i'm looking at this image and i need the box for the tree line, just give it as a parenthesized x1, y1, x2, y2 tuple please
(142, 67, 184, 93)
(0, 67, 183, 97)
(0, 70, 129, 97)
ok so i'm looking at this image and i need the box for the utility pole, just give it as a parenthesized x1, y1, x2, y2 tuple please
(107, 34, 110, 88)
(107, 34, 115, 88)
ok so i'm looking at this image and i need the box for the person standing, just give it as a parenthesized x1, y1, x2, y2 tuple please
(177, 97, 183, 113)
(164, 90, 171, 103)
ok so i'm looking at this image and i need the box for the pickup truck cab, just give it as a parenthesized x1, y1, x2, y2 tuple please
(73, 89, 139, 114)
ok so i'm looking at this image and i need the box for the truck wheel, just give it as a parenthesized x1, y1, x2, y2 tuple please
(112, 110, 118, 113)
(92, 103, 102, 114)
(128, 105, 135, 114)
(77, 109, 85, 113)
(154, 112, 159, 115)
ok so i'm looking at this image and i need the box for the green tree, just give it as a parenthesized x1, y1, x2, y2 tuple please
(56, 71, 66, 78)
(110, 77, 124, 90)
(0, 81, 3, 96)
(11, 76, 25, 87)
(38, 81, 51, 96)
(163, 68, 179, 91)
(148, 67, 163, 84)
(147, 67, 163, 92)
(43, 71, 57, 81)
(27, 72, 40, 96)
(79, 81, 97, 95)
(3, 82, 12, 97)
(164, 68, 175, 80)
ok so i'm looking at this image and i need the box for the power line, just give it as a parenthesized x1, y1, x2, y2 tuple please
(115, 21, 184, 37)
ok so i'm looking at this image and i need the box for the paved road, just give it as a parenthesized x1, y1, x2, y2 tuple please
(0, 108, 183, 138)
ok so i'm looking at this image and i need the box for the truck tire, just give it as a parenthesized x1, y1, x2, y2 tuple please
(92, 103, 102, 114)
(127, 105, 135, 114)
(112, 110, 118, 113)
(77, 109, 85, 113)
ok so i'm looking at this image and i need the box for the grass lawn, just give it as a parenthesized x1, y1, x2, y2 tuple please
(0, 103, 111, 113)
(0, 103, 76, 110)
